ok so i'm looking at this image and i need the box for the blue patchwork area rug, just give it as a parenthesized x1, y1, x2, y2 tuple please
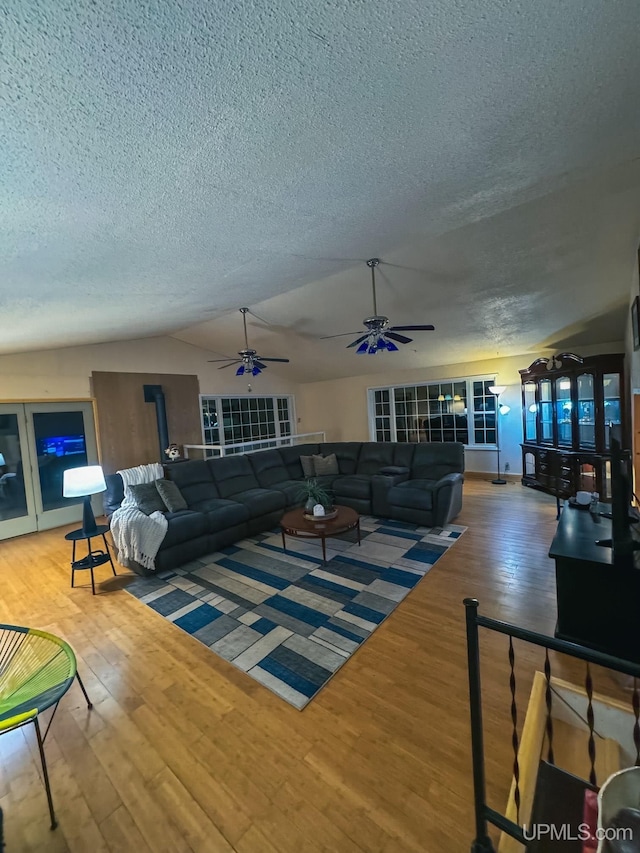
(126, 516, 466, 709)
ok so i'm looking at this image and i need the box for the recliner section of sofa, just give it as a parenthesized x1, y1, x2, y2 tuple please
(103, 440, 464, 573)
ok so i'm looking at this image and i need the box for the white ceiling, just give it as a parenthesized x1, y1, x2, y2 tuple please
(2, 0, 640, 382)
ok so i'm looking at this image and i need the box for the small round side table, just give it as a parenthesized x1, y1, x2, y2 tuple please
(64, 524, 117, 594)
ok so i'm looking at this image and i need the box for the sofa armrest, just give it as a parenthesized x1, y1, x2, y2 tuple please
(371, 470, 410, 517)
(433, 472, 464, 526)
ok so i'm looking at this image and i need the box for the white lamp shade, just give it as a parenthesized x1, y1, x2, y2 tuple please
(499, 404, 511, 415)
(63, 465, 106, 498)
(488, 385, 506, 396)
(0, 453, 5, 466)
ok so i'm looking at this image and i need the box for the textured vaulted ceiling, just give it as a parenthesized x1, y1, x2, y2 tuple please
(2, 0, 640, 381)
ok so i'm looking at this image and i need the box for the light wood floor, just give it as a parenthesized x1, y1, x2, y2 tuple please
(0, 480, 628, 852)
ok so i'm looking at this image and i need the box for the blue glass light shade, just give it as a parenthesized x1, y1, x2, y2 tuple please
(236, 365, 245, 376)
(252, 365, 261, 376)
(356, 341, 369, 354)
(385, 339, 398, 352)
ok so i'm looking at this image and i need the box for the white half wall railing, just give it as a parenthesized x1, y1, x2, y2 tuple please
(183, 431, 326, 459)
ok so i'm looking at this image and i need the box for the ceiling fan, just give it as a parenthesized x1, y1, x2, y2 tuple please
(321, 258, 435, 353)
(207, 308, 290, 376)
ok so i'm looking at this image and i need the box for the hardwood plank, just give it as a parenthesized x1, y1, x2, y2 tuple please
(1, 480, 627, 852)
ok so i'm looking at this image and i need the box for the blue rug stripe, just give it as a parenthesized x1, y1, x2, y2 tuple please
(258, 656, 319, 698)
(380, 567, 423, 587)
(264, 594, 329, 629)
(301, 574, 359, 600)
(217, 557, 291, 590)
(323, 622, 365, 644)
(342, 601, 386, 624)
(402, 548, 442, 565)
(174, 603, 222, 633)
(269, 645, 332, 686)
(253, 617, 278, 635)
(376, 526, 424, 541)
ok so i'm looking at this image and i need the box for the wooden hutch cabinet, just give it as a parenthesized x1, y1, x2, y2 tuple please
(519, 352, 627, 502)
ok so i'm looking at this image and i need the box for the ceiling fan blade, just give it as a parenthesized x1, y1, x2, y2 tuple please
(321, 331, 363, 340)
(388, 324, 435, 331)
(207, 357, 237, 362)
(218, 360, 242, 369)
(256, 357, 290, 363)
(253, 361, 267, 370)
(347, 334, 370, 349)
(385, 331, 413, 345)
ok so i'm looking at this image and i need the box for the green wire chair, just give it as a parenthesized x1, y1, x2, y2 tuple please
(0, 624, 92, 830)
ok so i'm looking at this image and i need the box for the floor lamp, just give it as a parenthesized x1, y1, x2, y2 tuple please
(488, 385, 510, 485)
(62, 465, 107, 534)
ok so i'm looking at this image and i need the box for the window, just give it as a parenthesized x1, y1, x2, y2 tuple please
(368, 378, 497, 447)
(200, 395, 294, 454)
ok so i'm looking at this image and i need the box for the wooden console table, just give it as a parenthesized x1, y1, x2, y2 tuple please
(549, 506, 640, 663)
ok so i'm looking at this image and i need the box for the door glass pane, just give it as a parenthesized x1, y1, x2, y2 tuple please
(540, 379, 553, 442)
(523, 382, 536, 441)
(577, 373, 595, 449)
(32, 411, 88, 511)
(555, 377, 572, 447)
(603, 373, 621, 449)
(0, 414, 28, 521)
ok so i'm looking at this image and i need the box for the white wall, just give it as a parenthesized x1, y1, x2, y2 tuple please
(0, 335, 298, 401)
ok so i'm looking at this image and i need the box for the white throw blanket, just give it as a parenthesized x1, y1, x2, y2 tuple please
(110, 463, 168, 571)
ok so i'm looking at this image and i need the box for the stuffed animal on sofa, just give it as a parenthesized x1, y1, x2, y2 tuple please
(165, 443, 181, 461)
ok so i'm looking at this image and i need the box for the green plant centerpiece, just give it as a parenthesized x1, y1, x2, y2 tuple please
(297, 478, 333, 514)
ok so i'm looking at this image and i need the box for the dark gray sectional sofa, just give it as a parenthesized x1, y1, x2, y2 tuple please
(104, 441, 464, 573)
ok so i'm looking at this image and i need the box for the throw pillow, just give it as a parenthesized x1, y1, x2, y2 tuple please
(129, 481, 167, 515)
(300, 455, 316, 478)
(312, 453, 339, 476)
(155, 478, 188, 513)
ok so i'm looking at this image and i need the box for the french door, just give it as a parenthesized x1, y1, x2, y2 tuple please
(0, 402, 100, 541)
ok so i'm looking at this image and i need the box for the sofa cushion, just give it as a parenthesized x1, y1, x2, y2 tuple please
(278, 444, 321, 479)
(411, 443, 464, 480)
(155, 478, 188, 512)
(129, 482, 167, 515)
(312, 453, 339, 476)
(231, 488, 285, 516)
(248, 450, 292, 488)
(355, 442, 395, 475)
(269, 479, 306, 507)
(166, 459, 220, 505)
(300, 455, 315, 478)
(320, 442, 361, 475)
(209, 455, 260, 499)
(161, 510, 209, 549)
(388, 479, 436, 511)
(393, 443, 416, 469)
(332, 475, 372, 501)
(188, 497, 250, 531)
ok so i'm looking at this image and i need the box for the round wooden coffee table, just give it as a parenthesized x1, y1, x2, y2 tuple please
(280, 505, 361, 564)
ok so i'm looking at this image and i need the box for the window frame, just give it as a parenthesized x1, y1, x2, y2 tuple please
(199, 394, 296, 453)
(367, 376, 498, 449)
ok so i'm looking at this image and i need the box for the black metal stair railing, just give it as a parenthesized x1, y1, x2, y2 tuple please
(464, 598, 640, 853)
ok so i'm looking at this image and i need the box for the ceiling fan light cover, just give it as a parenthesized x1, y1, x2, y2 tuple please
(236, 365, 245, 376)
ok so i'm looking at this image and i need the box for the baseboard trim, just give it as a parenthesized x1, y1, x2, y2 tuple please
(464, 471, 521, 483)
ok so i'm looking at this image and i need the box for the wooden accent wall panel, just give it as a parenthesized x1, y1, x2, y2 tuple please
(91, 371, 201, 474)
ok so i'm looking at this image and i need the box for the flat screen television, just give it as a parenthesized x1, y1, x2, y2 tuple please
(37, 435, 86, 457)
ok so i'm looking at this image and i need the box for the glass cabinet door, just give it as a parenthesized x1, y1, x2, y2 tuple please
(603, 373, 621, 449)
(555, 376, 572, 447)
(523, 382, 537, 441)
(540, 379, 553, 443)
(577, 373, 596, 449)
